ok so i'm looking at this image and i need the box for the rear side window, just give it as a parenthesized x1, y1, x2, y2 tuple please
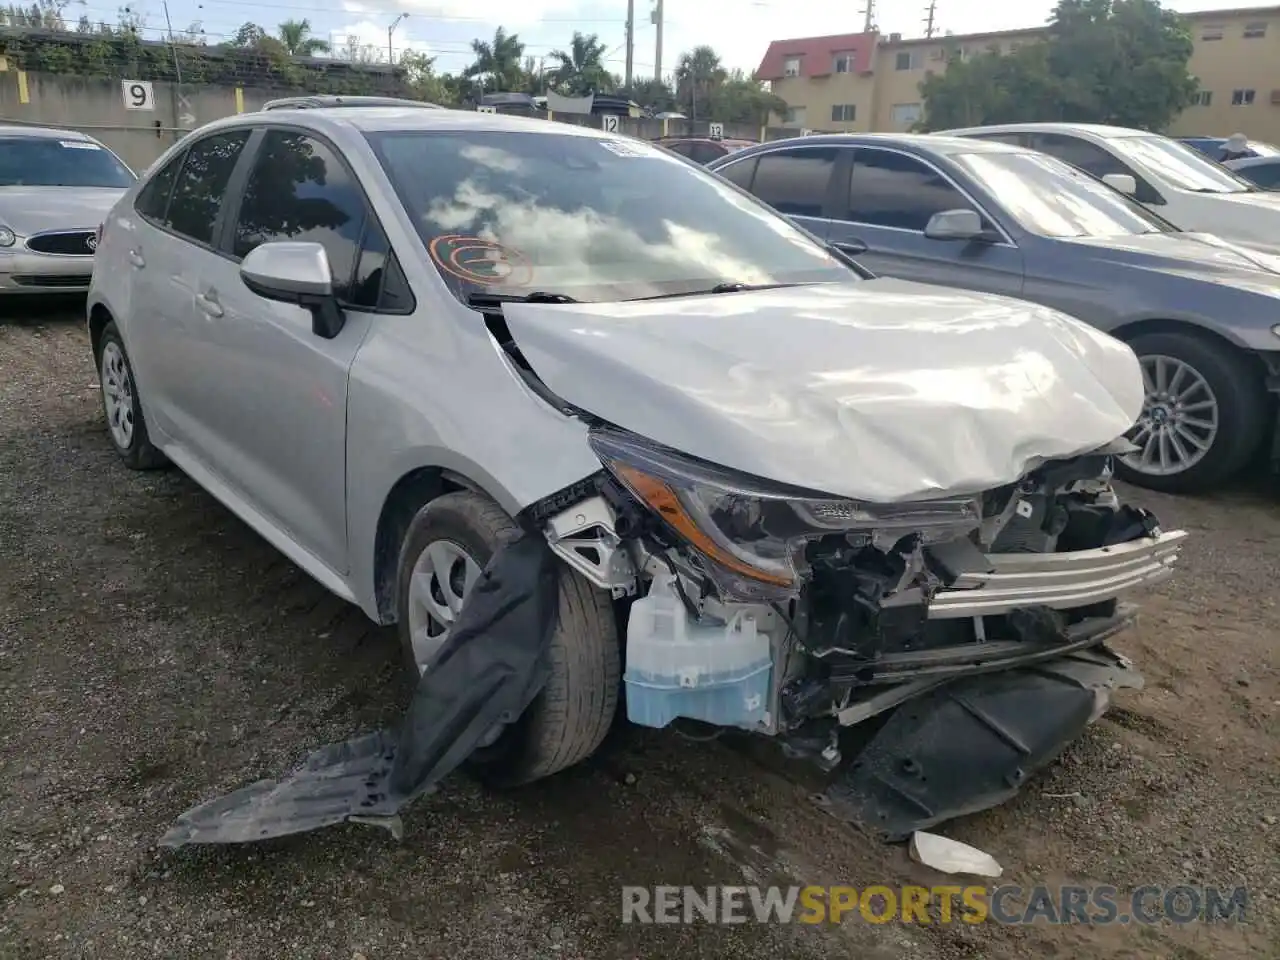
(1241, 161, 1280, 189)
(135, 151, 183, 221)
(166, 130, 252, 246)
(716, 156, 758, 190)
(664, 140, 695, 158)
(750, 148, 838, 217)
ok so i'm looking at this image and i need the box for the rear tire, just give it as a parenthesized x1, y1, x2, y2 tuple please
(97, 321, 168, 471)
(1116, 330, 1267, 494)
(394, 490, 621, 786)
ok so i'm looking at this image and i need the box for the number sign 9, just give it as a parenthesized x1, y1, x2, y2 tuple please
(122, 80, 155, 111)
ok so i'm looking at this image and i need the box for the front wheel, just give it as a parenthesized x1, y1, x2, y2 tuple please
(394, 490, 621, 786)
(1116, 330, 1267, 494)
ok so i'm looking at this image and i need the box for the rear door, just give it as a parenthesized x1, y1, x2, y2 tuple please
(722, 145, 842, 240)
(826, 145, 1024, 296)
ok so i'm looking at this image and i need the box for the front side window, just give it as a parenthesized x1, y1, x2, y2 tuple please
(232, 130, 368, 302)
(953, 150, 1177, 238)
(0, 136, 135, 188)
(166, 130, 252, 246)
(1109, 135, 1256, 194)
(367, 131, 850, 304)
(845, 148, 980, 232)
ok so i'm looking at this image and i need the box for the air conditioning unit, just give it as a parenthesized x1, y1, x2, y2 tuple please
(889, 32, 902, 41)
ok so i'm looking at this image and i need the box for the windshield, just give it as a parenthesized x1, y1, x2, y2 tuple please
(953, 150, 1177, 238)
(366, 130, 851, 303)
(1110, 135, 1255, 194)
(0, 136, 135, 188)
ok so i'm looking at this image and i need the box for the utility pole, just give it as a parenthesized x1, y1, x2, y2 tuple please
(858, 0, 876, 33)
(651, 0, 663, 83)
(624, 0, 634, 88)
(388, 13, 407, 64)
(923, 0, 938, 38)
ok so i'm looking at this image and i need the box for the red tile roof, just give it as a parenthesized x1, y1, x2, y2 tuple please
(755, 32, 878, 81)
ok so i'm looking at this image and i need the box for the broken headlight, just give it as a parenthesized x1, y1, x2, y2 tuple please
(588, 427, 982, 601)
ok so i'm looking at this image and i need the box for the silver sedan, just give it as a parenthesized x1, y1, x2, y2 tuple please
(0, 125, 136, 294)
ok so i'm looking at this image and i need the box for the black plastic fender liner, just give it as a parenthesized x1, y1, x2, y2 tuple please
(158, 534, 560, 849)
(818, 647, 1143, 842)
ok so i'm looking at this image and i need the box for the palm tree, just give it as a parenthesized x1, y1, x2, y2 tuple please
(466, 27, 526, 92)
(548, 31, 612, 96)
(277, 18, 329, 57)
(674, 45, 726, 119)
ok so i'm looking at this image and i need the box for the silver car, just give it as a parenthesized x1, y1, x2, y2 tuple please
(86, 108, 1185, 834)
(0, 125, 136, 294)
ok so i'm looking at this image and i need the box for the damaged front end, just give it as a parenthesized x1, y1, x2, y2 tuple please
(541, 426, 1186, 839)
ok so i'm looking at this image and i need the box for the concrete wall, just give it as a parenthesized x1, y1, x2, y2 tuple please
(0, 70, 790, 171)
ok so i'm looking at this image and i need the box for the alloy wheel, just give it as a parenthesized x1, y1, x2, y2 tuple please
(1122, 353, 1220, 477)
(100, 341, 135, 450)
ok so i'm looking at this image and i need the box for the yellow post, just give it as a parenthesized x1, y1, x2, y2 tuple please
(17, 70, 28, 105)
(661, 117, 668, 137)
(234, 87, 244, 113)
(760, 124, 766, 142)
(547, 110, 554, 121)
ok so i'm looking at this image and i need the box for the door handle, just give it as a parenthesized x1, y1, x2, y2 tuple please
(127, 249, 145, 268)
(195, 291, 224, 318)
(832, 239, 868, 255)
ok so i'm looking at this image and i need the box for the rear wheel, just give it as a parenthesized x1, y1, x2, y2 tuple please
(1117, 330, 1267, 494)
(97, 322, 168, 470)
(395, 490, 621, 786)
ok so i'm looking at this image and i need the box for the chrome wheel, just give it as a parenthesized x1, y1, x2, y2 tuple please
(405, 539, 483, 673)
(100, 341, 135, 450)
(1122, 353, 1219, 477)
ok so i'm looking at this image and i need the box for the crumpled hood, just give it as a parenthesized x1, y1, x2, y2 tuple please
(503, 280, 1145, 503)
(0, 186, 128, 236)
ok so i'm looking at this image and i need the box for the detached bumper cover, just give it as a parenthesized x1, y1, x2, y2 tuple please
(820, 646, 1142, 840)
(928, 529, 1187, 619)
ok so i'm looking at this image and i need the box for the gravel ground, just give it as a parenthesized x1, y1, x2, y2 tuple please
(1, 308, 1277, 960)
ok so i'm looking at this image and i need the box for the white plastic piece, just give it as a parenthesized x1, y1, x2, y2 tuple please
(909, 831, 1003, 878)
(624, 575, 772, 730)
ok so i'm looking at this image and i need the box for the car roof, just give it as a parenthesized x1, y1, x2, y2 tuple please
(1226, 154, 1280, 169)
(0, 124, 94, 140)
(719, 131, 1027, 158)
(261, 95, 443, 111)
(939, 122, 1147, 140)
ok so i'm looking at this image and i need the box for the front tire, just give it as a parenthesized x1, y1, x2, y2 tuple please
(97, 321, 168, 470)
(1116, 330, 1267, 494)
(394, 491, 621, 786)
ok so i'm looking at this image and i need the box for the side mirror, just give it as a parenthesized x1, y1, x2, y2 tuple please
(239, 241, 344, 339)
(1101, 172, 1138, 197)
(923, 208, 984, 241)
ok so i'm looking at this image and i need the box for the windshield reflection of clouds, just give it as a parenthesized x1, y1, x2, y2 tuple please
(379, 133, 846, 301)
(1114, 136, 1252, 193)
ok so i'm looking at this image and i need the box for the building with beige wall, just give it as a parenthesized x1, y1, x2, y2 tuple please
(755, 4, 1280, 142)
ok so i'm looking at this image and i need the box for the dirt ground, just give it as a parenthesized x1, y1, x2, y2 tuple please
(1, 308, 1277, 960)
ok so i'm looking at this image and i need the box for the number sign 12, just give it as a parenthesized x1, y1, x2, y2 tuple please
(601, 114, 619, 133)
(122, 80, 155, 111)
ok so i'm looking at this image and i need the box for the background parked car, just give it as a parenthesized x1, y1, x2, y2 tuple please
(708, 133, 1280, 493)
(0, 124, 135, 295)
(939, 122, 1280, 251)
(654, 136, 757, 164)
(1224, 155, 1280, 190)
(1180, 136, 1280, 161)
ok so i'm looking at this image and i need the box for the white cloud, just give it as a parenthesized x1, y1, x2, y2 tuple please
(331, 18, 434, 61)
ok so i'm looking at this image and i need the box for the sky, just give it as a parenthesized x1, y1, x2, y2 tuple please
(88, 0, 1280, 81)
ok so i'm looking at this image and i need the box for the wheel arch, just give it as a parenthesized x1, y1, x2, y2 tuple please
(1109, 316, 1271, 382)
(88, 301, 115, 364)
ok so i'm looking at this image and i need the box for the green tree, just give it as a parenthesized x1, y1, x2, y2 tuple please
(706, 69, 787, 125)
(400, 50, 458, 105)
(277, 18, 330, 57)
(465, 26, 525, 92)
(917, 0, 1196, 132)
(624, 77, 676, 114)
(674, 45, 726, 119)
(548, 31, 611, 95)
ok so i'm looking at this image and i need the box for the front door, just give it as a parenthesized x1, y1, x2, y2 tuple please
(827, 146, 1025, 297)
(195, 128, 383, 573)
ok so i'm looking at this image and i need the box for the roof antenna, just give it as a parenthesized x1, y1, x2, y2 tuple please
(923, 0, 938, 38)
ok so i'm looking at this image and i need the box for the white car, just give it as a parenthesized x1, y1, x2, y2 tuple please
(940, 122, 1280, 250)
(87, 107, 1186, 836)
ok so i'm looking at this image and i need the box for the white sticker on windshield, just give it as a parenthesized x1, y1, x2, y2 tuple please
(60, 140, 102, 150)
(599, 140, 651, 158)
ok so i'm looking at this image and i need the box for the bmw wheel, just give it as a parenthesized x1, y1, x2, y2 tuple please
(97, 321, 168, 470)
(1117, 330, 1266, 494)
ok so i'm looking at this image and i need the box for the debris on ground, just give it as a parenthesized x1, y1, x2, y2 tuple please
(908, 831, 1004, 879)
